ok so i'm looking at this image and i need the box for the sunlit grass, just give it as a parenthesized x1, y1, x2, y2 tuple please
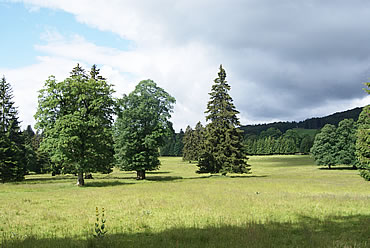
(0, 155, 369, 247)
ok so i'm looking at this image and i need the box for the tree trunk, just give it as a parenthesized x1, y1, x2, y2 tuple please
(136, 170, 146, 180)
(328, 164, 331, 169)
(77, 172, 85, 186)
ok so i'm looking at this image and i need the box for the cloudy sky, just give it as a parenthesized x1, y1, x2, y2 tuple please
(1, 0, 370, 131)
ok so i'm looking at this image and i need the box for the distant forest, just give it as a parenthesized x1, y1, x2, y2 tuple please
(240, 107, 363, 137)
(161, 107, 364, 156)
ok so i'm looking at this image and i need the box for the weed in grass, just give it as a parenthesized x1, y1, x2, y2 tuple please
(94, 207, 107, 238)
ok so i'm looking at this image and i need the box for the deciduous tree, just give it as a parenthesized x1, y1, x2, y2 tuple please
(114, 80, 175, 180)
(311, 124, 337, 169)
(35, 64, 115, 186)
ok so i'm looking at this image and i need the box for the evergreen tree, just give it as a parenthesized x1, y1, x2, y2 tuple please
(22, 125, 38, 174)
(356, 83, 370, 180)
(311, 124, 337, 169)
(174, 129, 184, 156)
(0, 77, 25, 182)
(193, 121, 205, 160)
(336, 119, 357, 167)
(183, 126, 197, 161)
(197, 65, 250, 175)
(114, 80, 175, 180)
(159, 123, 176, 156)
(35, 64, 116, 186)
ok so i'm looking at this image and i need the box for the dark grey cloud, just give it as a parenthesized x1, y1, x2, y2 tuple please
(159, 0, 370, 123)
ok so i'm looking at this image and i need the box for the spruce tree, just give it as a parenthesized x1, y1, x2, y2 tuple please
(193, 121, 205, 160)
(197, 65, 250, 175)
(0, 77, 25, 182)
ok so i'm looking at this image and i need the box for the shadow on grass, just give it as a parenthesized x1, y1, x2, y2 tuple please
(230, 175, 268, 178)
(146, 171, 171, 174)
(319, 166, 357, 170)
(84, 180, 134, 187)
(146, 176, 183, 182)
(3, 214, 369, 248)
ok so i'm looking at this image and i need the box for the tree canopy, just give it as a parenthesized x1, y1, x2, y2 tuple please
(114, 79, 175, 180)
(34, 64, 116, 186)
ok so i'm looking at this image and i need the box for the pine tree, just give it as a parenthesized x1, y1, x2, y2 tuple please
(356, 83, 370, 180)
(174, 129, 184, 156)
(197, 65, 250, 175)
(0, 77, 25, 182)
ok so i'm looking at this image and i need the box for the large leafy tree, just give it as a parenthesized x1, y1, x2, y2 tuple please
(35, 64, 116, 186)
(0, 77, 25, 182)
(114, 80, 175, 180)
(197, 65, 250, 175)
(311, 124, 337, 169)
(336, 119, 357, 167)
(356, 83, 370, 180)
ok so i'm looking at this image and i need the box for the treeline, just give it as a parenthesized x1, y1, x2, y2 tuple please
(243, 128, 315, 155)
(240, 107, 363, 136)
(310, 84, 370, 181)
(1, 64, 251, 184)
(159, 126, 184, 156)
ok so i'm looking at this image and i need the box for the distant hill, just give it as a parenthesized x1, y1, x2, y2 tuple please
(240, 107, 364, 137)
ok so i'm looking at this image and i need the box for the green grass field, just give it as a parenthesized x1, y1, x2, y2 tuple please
(0, 155, 369, 247)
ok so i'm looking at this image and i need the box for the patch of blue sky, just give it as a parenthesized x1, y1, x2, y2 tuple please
(0, 2, 132, 68)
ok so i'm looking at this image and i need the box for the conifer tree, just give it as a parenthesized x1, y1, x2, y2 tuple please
(197, 65, 250, 175)
(193, 121, 205, 160)
(183, 126, 197, 161)
(0, 77, 25, 182)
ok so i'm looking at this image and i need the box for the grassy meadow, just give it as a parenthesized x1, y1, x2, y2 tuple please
(0, 155, 369, 247)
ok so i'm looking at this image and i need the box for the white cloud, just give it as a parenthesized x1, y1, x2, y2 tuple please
(4, 0, 370, 131)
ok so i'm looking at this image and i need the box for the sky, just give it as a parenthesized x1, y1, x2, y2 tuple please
(1, 0, 370, 132)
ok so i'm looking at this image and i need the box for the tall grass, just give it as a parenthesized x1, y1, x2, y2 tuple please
(0, 155, 369, 247)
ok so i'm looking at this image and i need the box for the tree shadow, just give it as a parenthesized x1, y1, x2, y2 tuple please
(146, 176, 183, 182)
(319, 166, 357, 170)
(84, 180, 134, 187)
(229, 175, 268, 178)
(3, 214, 369, 248)
(146, 171, 171, 174)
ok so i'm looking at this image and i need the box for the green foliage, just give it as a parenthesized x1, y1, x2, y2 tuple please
(94, 207, 107, 238)
(336, 119, 356, 166)
(182, 126, 196, 161)
(114, 80, 175, 180)
(299, 135, 314, 154)
(0, 77, 25, 182)
(197, 65, 250, 175)
(34, 64, 116, 185)
(310, 124, 338, 169)
(356, 104, 370, 180)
